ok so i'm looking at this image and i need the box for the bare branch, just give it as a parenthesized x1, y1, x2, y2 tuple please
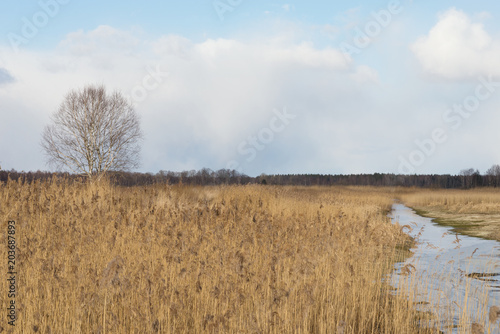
(41, 84, 143, 180)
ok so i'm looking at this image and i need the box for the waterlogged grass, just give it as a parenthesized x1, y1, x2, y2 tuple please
(411, 208, 487, 237)
(399, 189, 500, 241)
(0, 179, 482, 333)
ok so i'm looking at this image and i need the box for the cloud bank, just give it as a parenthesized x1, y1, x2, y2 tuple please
(1, 25, 386, 175)
(2, 7, 500, 176)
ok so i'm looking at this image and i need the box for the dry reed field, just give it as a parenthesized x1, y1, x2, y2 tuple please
(398, 188, 500, 241)
(0, 178, 444, 333)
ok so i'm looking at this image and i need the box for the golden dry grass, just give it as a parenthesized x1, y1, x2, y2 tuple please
(397, 188, 500, 240)
(0, 179, 443, 333)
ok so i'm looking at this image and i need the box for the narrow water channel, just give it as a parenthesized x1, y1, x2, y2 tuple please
(389, 203, 500, 333)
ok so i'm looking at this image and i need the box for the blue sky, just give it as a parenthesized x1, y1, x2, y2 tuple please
(1, 1, 500, 176)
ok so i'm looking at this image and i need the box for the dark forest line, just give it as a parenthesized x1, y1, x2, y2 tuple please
(2, 165, 500, 189)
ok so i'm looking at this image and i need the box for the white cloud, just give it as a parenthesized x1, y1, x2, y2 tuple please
(334, 7, 362, 31)
(0, 24, 385, 174)
(61, 25, 142, 56)
(320, 24, 340, 40)
(411, 8, 500, 80)
(16, 23, 500, 175)
(474, 11, 492, 21)
(0, 68, 14, 85)
(151, 35, 193, 59)
(350, 65, 379, 83)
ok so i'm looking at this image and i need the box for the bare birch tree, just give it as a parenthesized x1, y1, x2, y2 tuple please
(41, 85, 143, 180)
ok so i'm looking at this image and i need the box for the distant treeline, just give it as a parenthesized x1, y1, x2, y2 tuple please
(2, 166, 500, 189)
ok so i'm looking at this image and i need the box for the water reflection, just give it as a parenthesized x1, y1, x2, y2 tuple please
(389, 203, 500, 333)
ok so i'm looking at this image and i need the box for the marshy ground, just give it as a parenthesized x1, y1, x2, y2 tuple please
(398, 188, 500, 241)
